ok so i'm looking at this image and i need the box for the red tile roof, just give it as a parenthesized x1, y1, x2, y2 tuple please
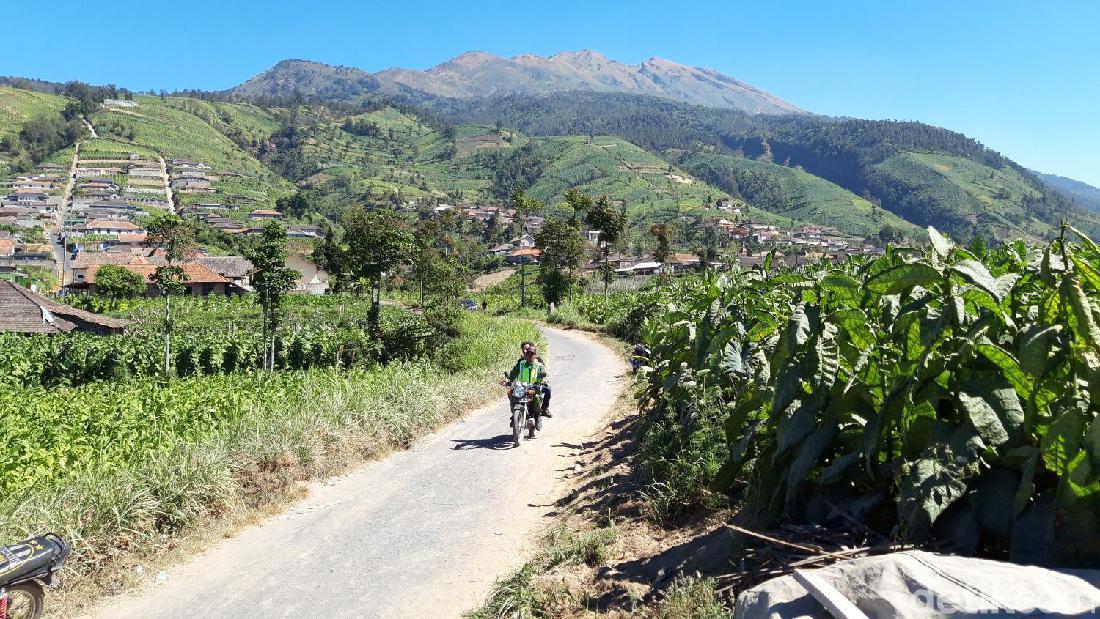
(84, 262, 230, 285)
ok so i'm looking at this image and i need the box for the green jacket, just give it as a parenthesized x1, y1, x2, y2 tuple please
(508, 359, 547, 384)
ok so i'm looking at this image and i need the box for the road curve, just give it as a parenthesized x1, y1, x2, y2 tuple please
(89, 326, 626, 618)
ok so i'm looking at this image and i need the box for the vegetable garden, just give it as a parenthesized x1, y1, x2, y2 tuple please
(1, 295, 440, 388)
(570, 226, 1100, 566)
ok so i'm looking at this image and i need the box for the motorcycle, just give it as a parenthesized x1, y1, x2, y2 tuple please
(504, 374, 543, 448)
(0, 534, 69, 619)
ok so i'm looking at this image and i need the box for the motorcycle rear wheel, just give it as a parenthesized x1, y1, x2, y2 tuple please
(512, 405, 525, 447)
(5, 582, 45, 619)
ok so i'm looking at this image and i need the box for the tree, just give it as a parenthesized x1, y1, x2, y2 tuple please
(341, 208, 413, 333)
(878, 223, 904, 246)
(535, 218, 585, 307)
(584, 195, 626, 295)
(650, 224, 671, 264)
(248, 221, 298, 370)
(143, 213, 196, 377)
(93, 264, 145, 308)
(511, 189, 543, 306)
(695, 223, 720, 271)
(563, 188, 594, 225)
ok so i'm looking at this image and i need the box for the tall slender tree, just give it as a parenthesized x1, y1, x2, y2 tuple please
(248, 221, 298, 370)
(143, 213, 196, 377)
(584, 195, 626, 295)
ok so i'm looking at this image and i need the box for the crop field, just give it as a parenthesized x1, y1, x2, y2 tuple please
(0, 86, 68, 141)
(565, 225, 1100, 566)
(91, 97, 293, 209)
(0, 294, 540, 594)
(682, 153, 923, 237)
(521, 136, 728, 215)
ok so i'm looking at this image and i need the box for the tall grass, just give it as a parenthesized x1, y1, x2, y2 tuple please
(0, 313, 539, 601)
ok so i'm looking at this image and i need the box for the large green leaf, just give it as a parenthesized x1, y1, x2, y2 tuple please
(1070, 255, 1100, 295)
(928, 226, 954, 258)
(975, 342, 1033, 400)
(1018, 324, 1061, 375)
(957, 390, 1010, 447)
(1042, 409, 1085, 474)
(831, 309, 874, 351)
(821, 273, 861, 306)
(721, 340, 747, 379)
(898, 456, 968, 542)
(866, 262, 942, 295)
(785, 422, 838, 502)
(775, 398, 819, 457)
(1064, 275, 1100, 352)
(952, 259, 1002, 302)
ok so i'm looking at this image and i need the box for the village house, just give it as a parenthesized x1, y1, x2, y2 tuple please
(617, 260, 663, 276)
(75, 167, 123, 178)
(11, 193, 49, 207)
(128, 167, 164, 178)
(197, 255, 253, 291)
(248, 209, 283, 221)
(510, 233, 536, 248)
(170, 160, 209, 170)
(73, 259, 244, 297)
(505, 246, 542, 265)
(715, 199, 742, 214)
(13, 178, 55, 191)
(286, 254, 330, 295)
(288, 225, 322, 239)
(171, 178, 212, 191)
(0, 280, 131, 335)
(81, 219, 145, 237)
(70, 250, 165, 284)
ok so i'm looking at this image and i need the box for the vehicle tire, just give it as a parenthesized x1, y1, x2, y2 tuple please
(512, 405, 525, 447)
(6, 582, 45, 619)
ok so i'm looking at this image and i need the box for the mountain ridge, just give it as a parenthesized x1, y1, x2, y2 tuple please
(229, 50, 802, 115)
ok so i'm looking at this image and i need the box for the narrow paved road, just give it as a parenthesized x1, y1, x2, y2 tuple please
(90, 327, 626, 618)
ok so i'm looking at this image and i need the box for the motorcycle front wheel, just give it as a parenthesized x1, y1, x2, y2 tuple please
(5, 582, 45, 619)
(512, 404, 526, 447)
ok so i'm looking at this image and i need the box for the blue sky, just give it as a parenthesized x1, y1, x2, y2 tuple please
(4, 0, 1098, 185)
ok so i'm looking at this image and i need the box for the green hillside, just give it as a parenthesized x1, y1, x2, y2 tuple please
(282, 105, 483, 204)
(432, 91, 1097, 240)
(0, 86, 68, 140)
(0, 86, 77, 175)
(681, 153, 922, 238)
(868, 152, 1100, 239)
(91, 96, 294, 209)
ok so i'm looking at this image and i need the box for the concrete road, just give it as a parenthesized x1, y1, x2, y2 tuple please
(90, 327, 626, 618)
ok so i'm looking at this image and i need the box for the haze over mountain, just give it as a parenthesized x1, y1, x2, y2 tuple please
(229, 50, 802, 115)
(1036, 173, 1100, 214)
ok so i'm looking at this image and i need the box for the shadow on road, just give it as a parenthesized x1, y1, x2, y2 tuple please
(451, 434, 516, 451)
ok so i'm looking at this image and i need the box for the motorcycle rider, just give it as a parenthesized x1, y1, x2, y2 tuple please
(519, 341, 552, 417)
(506, 346, 547, 419)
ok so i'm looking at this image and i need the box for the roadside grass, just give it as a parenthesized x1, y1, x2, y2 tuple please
(0, 313, 539, 615)
(466, 521, 620, 619)
(650, 577, 730, 619)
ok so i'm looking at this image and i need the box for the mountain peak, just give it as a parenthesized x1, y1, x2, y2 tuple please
(431, 51, 502, 72)
(232, 50, 802, 115)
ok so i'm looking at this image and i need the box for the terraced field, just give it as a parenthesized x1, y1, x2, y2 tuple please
(519, 135, 729, 215)
(91, 96, 293, 209)
(682, 152, 923, 237)
(868, 151, 1092, 239)
(0, 86, 68, 141)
